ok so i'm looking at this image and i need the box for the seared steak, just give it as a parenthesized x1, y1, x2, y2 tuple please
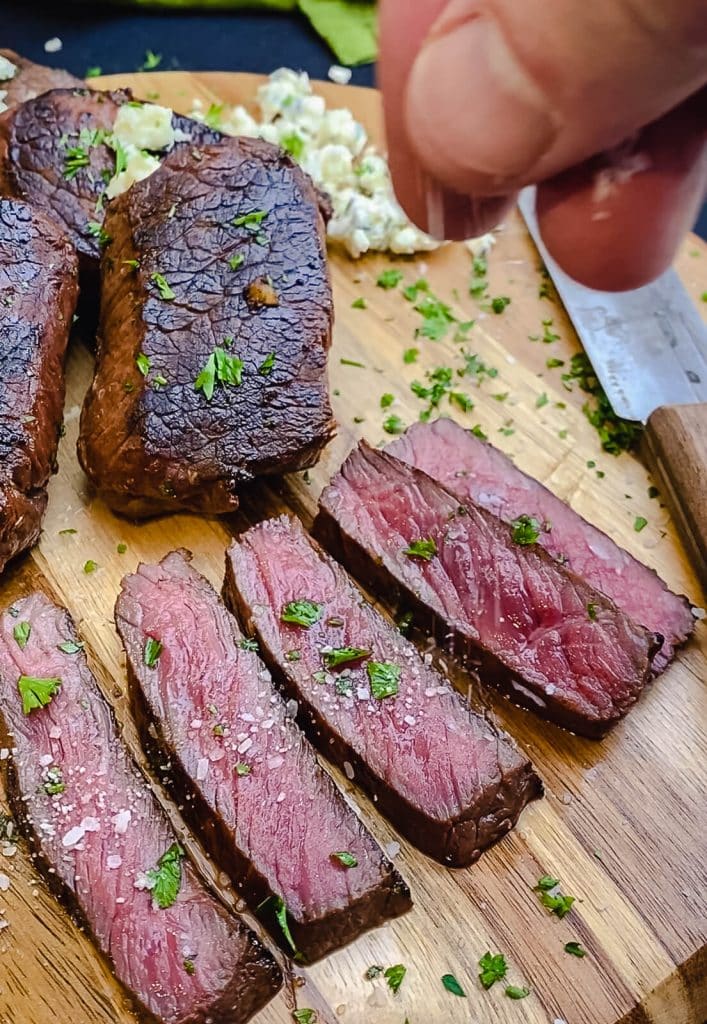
(0, 593, 282, 1024)
(0, 87, 219, 275)
(224, 515, 542, 867)
(388, 419, 694, 673)
(78, 137, 335, 517)
(0, 49, 82, 110)
(115, 551, 410, 962)
(0, 198, 78, 575)
(316, 442, 659, 739)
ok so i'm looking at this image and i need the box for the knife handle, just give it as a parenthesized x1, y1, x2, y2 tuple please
(642, 402, 707, 594)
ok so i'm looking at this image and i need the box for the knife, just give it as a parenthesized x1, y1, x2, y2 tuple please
(518, 188, 707, 590)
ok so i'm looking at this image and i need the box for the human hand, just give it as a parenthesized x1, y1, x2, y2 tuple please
(379, 0, 707, 290)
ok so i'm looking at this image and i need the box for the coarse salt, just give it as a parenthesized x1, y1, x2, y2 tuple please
(112, 809, 131, 834)
(107, 855, 122, 870)
(196, 757, 209, 781)
(0, 873, 10, 892)
(44, 37, 63, 53)
(237, 738, 252, 755)
(328, 65, 352, 85)
(39, 754, 53, 767)
(62, 825, 85, 848)
(343, 761, 355, 780)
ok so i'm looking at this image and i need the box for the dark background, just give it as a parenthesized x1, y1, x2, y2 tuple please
(2, 1, 705, 240)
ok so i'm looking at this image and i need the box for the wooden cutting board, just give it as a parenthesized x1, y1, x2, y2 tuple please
(0, 71, 705, 1024)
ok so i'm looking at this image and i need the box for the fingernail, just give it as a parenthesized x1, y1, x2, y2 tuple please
(422, 172, 515, 240)
(406, 5, 556, 194)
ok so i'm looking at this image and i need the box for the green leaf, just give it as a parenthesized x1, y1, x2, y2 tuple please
(63, 146, 90, 180)
(340, 357, 366, 368)
(322, 646, 370, 668)
(403, 538, 436, 561)
(536, 392, 549, 409)
(281, 600, 323, 628)
(335, 676, 352, 697)
(258, 352, 276, 376)
(490, 295, 511, 314)
(297, 0, 378, 66)
(380, 393, 394, 408)
(534, 876, 575, 918)
(13, 621, 31, 649)
(546, 357, 564, 368)
(183, 958, 195, 975)
(510, 514, 541, 546)
(233, 209, 268, 229)
(292, 1010, 316, 1024)
(376, 268, 403, 290)
(564, 941, 587, 958)
(270, 895, 298, 954)
(470, 424, 488, 440)
(442, 973, 466, 997)
(85, 66, 102, 78)
(136, 353, 151, 376)
(634, 516, 648, 532)
(478, 951, 507, 989)
(18, 675, 61, 716)
(403, 347, 419, 364)
(43, 766, 65, 796)
(587, 603, 598, 621)
(58, 640, 84, 655)
(235, 762, 251, 776)
(505, 985, 530, 1000)
(86, 221, 111, 247)
(383, 963, 406, 995)
(151, 272, 175, 301)
(331, 851, 358, 868)
(144, 637, 163, 669)
(383, 414, 405, 435)
(145, 842, 184, 909)
(239, 637, 259, 652)
(535, 874, 560, 890)
(367, 661, 400, 700)
(204, 102, 224, 129)
(281, 132, 305, 160)
(228, 252, 245, 271)
(117, 543, 128, 555)
(195, 352, 216, 400)
(83, 559, 98, 574)
(351, 297, 367, 309)
(140, 49, 162, 71)
(214, 346, 244, 386)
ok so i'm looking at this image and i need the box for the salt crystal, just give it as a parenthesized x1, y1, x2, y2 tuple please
(546, 683, 556, 696)
(692, 606, 705, 620)
(49, 725, 62, 739)
(62, 825, 85, 848)
(0, 919, 9, 930)
(241, 713, 255, 723)
(196, 757, 209, 781)
(107, 855, 122, 870)
(356, 686, 369, 701)
(116, 897, 126, 904)
(276, 792, 285, 803)
(403, 715, 416, 726)
(267, 755, 284, 770)
(81, 816, 100, 832)
(343, 761, 355, 780)
(112, 809, 131, 834)
(237, 738, 252, 754)
(385, 841, 400, 859)
(39, 754, 53, 767)
(328, 64, 352, 85)
(285, 699, 298, 718)
(0, 873, 9, 892)
(0, 749, 7, 760)
(190, 719, 202, 729)
(44, 37, 62, 53)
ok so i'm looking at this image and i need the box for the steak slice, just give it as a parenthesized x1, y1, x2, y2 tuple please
(78, 136, 336, 517)
(0, 87, 219, 275)
(0, 593, 282, 1024)
(316, 442, 659, 739)
(0, 198, 78, 575)
(224, 515, 542, 867)
(115, 551, 410, 962)
(0, 49, 82, 110)
(388, 419, 695, 674)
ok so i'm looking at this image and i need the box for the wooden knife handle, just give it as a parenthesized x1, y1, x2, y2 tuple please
(642, 402, 707, 594)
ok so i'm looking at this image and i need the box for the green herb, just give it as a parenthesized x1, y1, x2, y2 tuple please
(490, 295, 511, 314)
(414, 294, 456, 341)
(383, 414, 405, 435)
(292, 1011, 316, 1024)
(58, 528, 78, 535)
(510, 515, 541, 545)
(331, 851, 358, 868)
(365, 965, 384, 979)
(233, 209, 268, 230)
(397, 611, 413, 635)
(58, 640, 83, 655)
(376, 268, 404, 290)
(86, 221, 111, 247)
(43, 766, 65, 796)
(285, 650, 301, 662)
(335, 676, 352, 697)
(459, 351, 498, 382)
(351, 297, 367, 309)
(13, 621, 31, 649)
(558, 428, 568, 439)
(541, 318, 560, 343)
(596, 470, 605, 479)
(151, 273, 175, 301)
(123, 259, 140, 270)
(239, 637, 259, 652)
(340, 357, 365, 368)
(478, 951, 507, 989)
(562, 353, 642, 453)
(536, 392, 549, 408)
(454, 320, 475, 340)
(442, 974, 466, 997)
(505, 985, 530, 1000)
(183, 958, 195, 975)
(195, 346, 244, 399)
(384, 964, 406, 995)
(110, 136, 128, 177)
(257, 352, 276, 377)
(587, 603, 598, 621)
(323, 646, 370, 668)
(144, 637, 163, 669)
(235, 762, 251, 776)
(268, 896, 297, 954)
(281, 600, 323, 628)
(536, 874, 559, 890)
(403, 538, 437, 561)
(152, 374, 167, 389)
(546, 357, 564, 368)
(634, 516, 648, 532)
(534, 876, 575, 918)
(492, 391, 509, 402)
(380, 393, 394, 408)
(145, 843, 184, 909)
(565, 941, 586, 957)
(411, 366, 472, 420)
(586, 460, 596, 469)
(204, 102, 223, 129)
(83, 559, 98, 574)
(367, 661, 400, 700)
(136, 353, 151, 376)
(469, 256, 488, 299)
(85, 66, 102, 78)
(470, 424, 488, 440)
(403, 347, 419, 364)
(18, 675, 61, 715)
(403, 278, 429, 302)
(228, 253, 245, 271)
(141, 50, 162, 71)
(499, 424, 515, 436)
(281, 132, 304, 160)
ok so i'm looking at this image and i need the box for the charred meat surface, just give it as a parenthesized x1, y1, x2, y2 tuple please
(224, 515, 542, 867)
(388, 419, 694, 673)
(115, 550, 410, 962)
(0, 593, 282, 1024)
(0, 87, 219, 274)
(316, 442, 659, 739)
(0, 199, 77, 575)
(79, 137, 336, 517)
(0, 49, 82, 110)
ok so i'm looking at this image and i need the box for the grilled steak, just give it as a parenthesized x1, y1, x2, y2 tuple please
(0, 87, 219, 275)
(316, 442, 659, 739)
(224, 515, 542, 867)
(388, 419, 694, 674)
(78, 137, 336, 517)
(0, 593, 282, 1024)
(0, 49, 82, 110)
(115, 551, 410, 962)
(0, 199, 78, 575)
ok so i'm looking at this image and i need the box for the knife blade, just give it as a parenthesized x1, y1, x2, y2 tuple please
(518, 188, 707, 590)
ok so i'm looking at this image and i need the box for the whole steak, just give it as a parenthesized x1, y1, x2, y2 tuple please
(78, 136, 335, 517)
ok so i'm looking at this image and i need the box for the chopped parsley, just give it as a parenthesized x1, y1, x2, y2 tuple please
(281, 600, 323, 628)
(292, 1011, 316, 1024)
(258, 352, 275, 375)
(384, 964, 406, 995)
(151, 273, 175, 301)
(204, 102, 223, 129)
(195, 346, 244, 400)
(411, 366, 472, 420)
(86, 221, 111, 247)
(141, 50, 162, 71)
(228, 253, 245, 271)
(281, 132, 304, 159)
(266, 895, 297, 954)
(470, 424, 488, 440)
(403, 347, 419, 364)
(414, 294, 456, 341)
(285, 650, 301, 662)
(13, 621, 30, 649)
(145, 842, 184, 909)
(235, 762, 251, 776)
(123, 259, 140, 271)
(587, 603, 598, 621)
(63, 146, 90, 180)
(490, 295, 511, 314)
(18, 675, 61, 716)
(541, 318, 560, 343)
(335, 677, 352, 697)
(58, 528, 78, 535)
(323, 646, 370, 668)
(562, 353, 642, 454)
(351, 297, 367, 309)
(239, 637, 259, 652)
(376, 268, 403, 290)
(183, 958, 196, 976)
(505, 985, 530, 1000)
(144, 637, 163, 669)
(340, 357, 366, 368)
(83, 559, 98, 574)
(442, 974, 466, 997)
(478, 951, 507, 989)
(233, 210, 268, 239)
(58, 640, 84, 655)
(331, 851, 358, 868)
(383, 414, 405, 435)
(536, 392, 549, 408)
(492, 391, 509, 402)
(547, 356, 564, 368)
(403, 538, 437, 561)
(367, 661, 400, 700)
(459, 351, 498, 382)
(43, 766, 65, 796)
(380, 393, 394, 408)
(634, 516, 648, 532)
(534, 875, 575, 918)
(510, 515, 541, 545)
(136, 353, 151, 376)
(117, 542, 127, 554)
(564, 941, 586, 958)
(469, 256, 488, 299)
(85, 66, 102, 78)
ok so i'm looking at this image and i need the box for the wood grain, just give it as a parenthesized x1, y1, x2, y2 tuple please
(0, 71, 706, 1024)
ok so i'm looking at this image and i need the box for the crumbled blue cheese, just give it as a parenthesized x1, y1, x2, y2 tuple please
(106, 148, 161, 200)
(105, 102, 182, 200)
(0, 55, 16, 82)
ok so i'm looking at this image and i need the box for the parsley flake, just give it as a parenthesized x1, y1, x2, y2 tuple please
(634, 516, 648, 532)
(587, 603, 598, 621)
(18, 675, 61, 716)
(58, 640, 84, 655)
(258, 352, 275, 375)
(331, 851, 358, 868)
(235, 762, 251, 776)
(183, 958, 195, 975)
(86, 221, 111, 247)
(383, 414, 405, 435)
(367, 661, 400, 700)
(85, 66, 102, 78)
(505, 985, 530, 1000)
(13, 621, 30, 649)
(43, 766, 65, 796)
(376, 268, 403, 290)
(144, 637, 163, 669)
(83, 559, 98, 574)
(140, 49, 162, 70)
(323, 647, 370, 669)
(490, 295, 511, 314)
(384, 964, 406, 995)
(380, 393, 394, 408)
(534, 875, 575, 918)
(442, 974, 466, 997)
(403, 347, 419, 364)
(351, 297, 367, 309)
(136, 353, 151, 376)
(478, 951, 507, 989)
(233, 209, 268, 230)
(292, 1011, 316, 1024)
(281, 600, 322, 628)
(228, 253, 245, 271)
(239, 637, 259, 652)
(403, 538, 436, 561)
(63, 146, 90, 180)
(564, 941, 587, 957)
(145, 842, 184, 909)
(195, 346, 244, 399)
(536, 392, 549, 408)
(151, 273, 175, 301)
(510, 515, 541, 545)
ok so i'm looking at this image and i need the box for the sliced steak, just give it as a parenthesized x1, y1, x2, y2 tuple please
(115, 551, 410, 962)
(0, 49, 82, 111)
(0, 87, 219, 275)
(78, 136, 335, 517)
(316, 442, 659, 739)
(388, 419, 694, 674)
(0, 198, 78, 575)
(224, 515, 542, 867)
(0, 593, 282, 1024)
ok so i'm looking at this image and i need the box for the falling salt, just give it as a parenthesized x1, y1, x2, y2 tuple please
(107, 855, 122, 870)
(39, 754, 53, 767)
(112, 809, 131, 834)
(196, 758, 209, 781)
(44, 37, 62, 52)
(356, 687, 369, 701)
(328, 64, 352, 85)
(0, 874, 9, 892)
(546, 684, 556, 696)
(343, 761, 355, 780)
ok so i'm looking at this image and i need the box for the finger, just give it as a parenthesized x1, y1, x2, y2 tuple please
(536, 90, 707, 291)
